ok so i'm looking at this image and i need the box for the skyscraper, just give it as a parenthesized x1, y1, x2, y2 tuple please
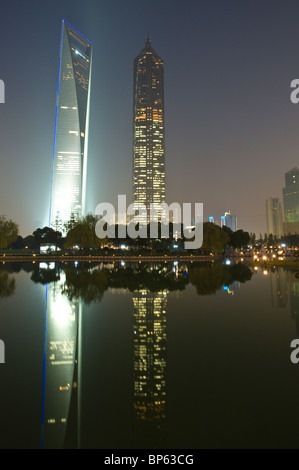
(266, 197, 283, 238)
(220, 211, 237, 232)
(283, 168, 299, 223)
(50, 20, 93, 229)
(133, 36, 166, 225)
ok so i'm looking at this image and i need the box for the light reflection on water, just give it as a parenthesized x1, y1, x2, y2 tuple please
(0, 261, 299, 449)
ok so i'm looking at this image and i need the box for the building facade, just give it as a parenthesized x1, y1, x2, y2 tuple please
(266, 197, 283, 238)
(283, 167, 299, 224)
(220, 211, 237, 232)
(50, 19, 93, 229)
(132, 36, 166, 225)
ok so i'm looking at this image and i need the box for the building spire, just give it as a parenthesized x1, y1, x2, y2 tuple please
(146, 33, 151, 47)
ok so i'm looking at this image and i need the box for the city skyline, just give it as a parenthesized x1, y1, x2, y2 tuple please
(2, 1, 299, 236)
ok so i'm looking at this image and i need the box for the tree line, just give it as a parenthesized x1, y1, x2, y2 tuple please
(0, 212, 261, 254)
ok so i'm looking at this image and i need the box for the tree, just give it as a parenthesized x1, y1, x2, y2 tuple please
(250, 233, 256, 246)
(201, 223, 230, 254)
(229, 229, 250, 249)
(8, 235, 25, 250)
(65, 213, 107, 250)
(267, 233, 274, 246)
(33, 226, 63, 248)
(64, 212, 78, 234)
(0, 216, 19, 249)
(51, 215, 64, 233)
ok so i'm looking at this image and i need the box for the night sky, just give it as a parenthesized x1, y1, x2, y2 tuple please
(1, 0, 299, 236)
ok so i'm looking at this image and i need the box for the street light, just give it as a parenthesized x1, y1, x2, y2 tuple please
(281, 243, 286, 257)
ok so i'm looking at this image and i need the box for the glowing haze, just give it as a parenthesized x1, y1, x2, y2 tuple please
(1, 0, 299, 236)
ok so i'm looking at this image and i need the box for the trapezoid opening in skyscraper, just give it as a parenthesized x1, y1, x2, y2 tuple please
(49, 19, 93, 230)
(133, 35, 166, 226)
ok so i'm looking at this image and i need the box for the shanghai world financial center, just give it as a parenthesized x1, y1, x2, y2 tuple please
(50, 20, 93, 227)
(50, 22, 165, 227)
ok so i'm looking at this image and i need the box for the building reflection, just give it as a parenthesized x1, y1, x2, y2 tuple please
(223, 280, 240, 295)
(41, 270, 81, 449)
(290, 276, 299, 336)
(132, 288, 168, 448)
(269, 270, 288, 309)
(269, 269, 299, 335)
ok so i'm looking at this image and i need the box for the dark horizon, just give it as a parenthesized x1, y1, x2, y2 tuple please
(1, 0, 299, 237)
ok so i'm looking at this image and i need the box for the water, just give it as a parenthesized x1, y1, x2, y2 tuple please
(0, 260, 298, 449)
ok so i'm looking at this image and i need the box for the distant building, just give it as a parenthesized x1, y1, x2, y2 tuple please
(266, 197, 283, 238)
(50, 20, 93, 228)
(221, 211, 237, 232)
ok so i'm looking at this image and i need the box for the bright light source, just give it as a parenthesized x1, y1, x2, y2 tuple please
(225, 259, 231, 265)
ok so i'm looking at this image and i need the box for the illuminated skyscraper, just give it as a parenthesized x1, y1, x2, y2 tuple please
(283, 167, 299, 223)
(282, 168, 299, 234)
(50, 20, 93, 228)
(133, 36, 166, 225)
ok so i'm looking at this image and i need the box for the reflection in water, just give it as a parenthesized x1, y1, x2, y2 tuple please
(0, 271, 16, 298)
(290, 279, 299, 335)
(0, 260, 254, 448)
(269, 270, 288, 309)
(189, 262, 252, 296)
(132, 289, 168, 448)
(41, 271, 81, 449)
(0, 260, 253, 298)
(62, 268, 108, 304)
(269, 269, 299, 335)
(223, 280, 240, 295)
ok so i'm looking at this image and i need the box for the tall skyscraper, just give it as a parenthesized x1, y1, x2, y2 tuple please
(283, 167, 299, 223)
(266, 197, 283, 238)
(282, 168, 299, 234)
(133, 36, 166, 225)
(50, 20, 93, 229)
